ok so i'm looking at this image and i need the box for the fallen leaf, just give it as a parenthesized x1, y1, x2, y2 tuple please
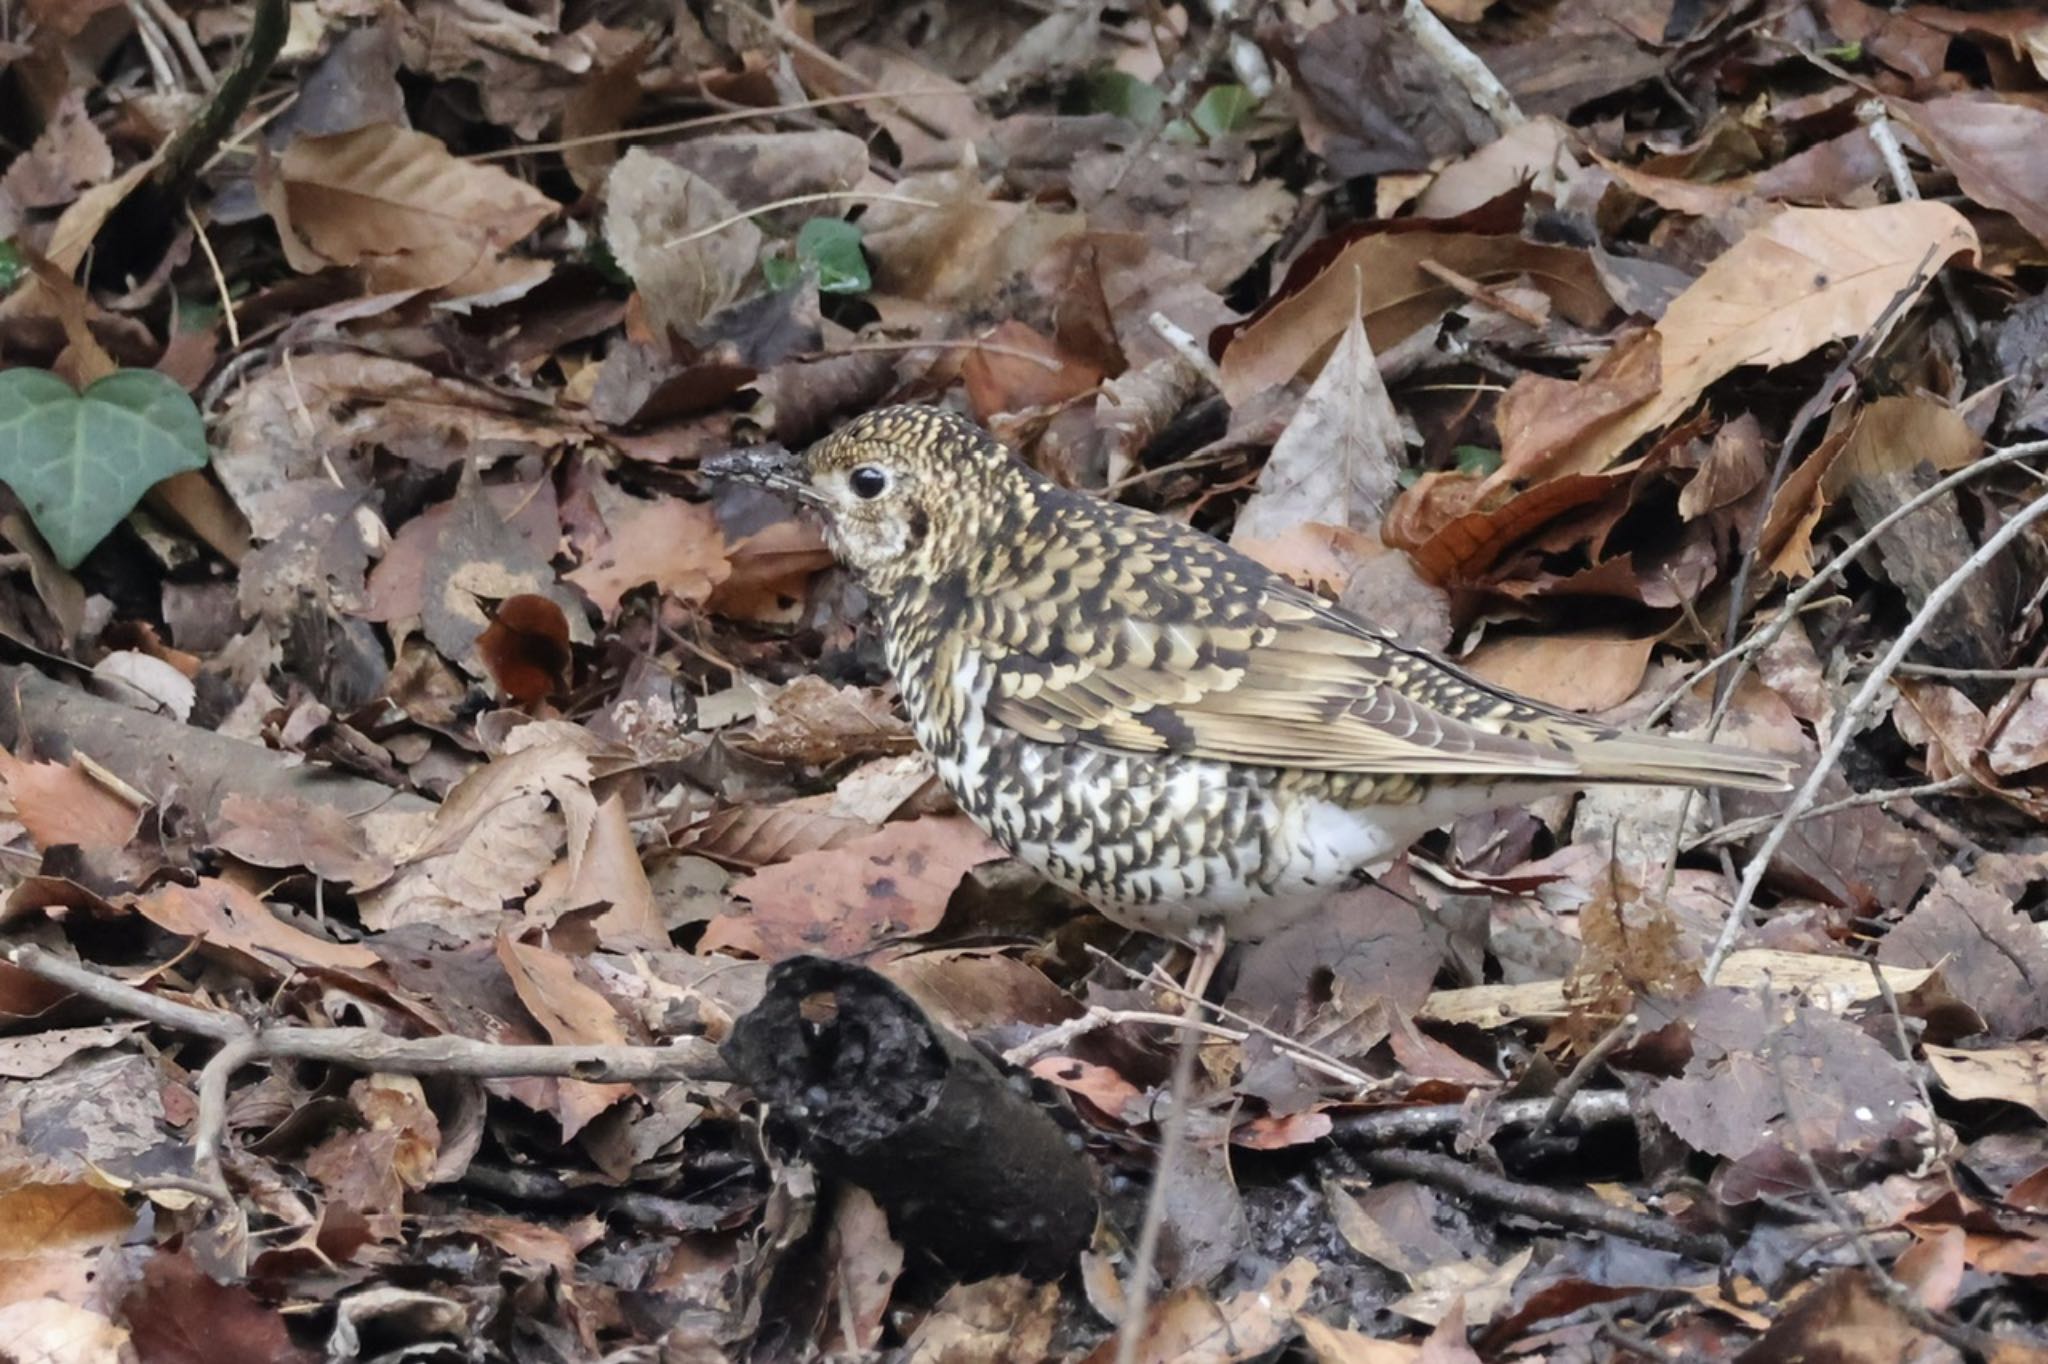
(121, 1247, 315, 1364)
(1232, 293, 1403, 541)
(264, 123, 556, 295)
(1496, 202, 1978, 480)
(702, 815, 1004, 960)
(1892, 95, 2048, 247)
(496, 932, 634, 1138)
(0, 750, 143, 853)
(1879, 868, 2048, 1040)
(566, 496, 731, 616)
(131, 878, 379, 975)
(1926, 1044, 2048, 1120)
(1218, 230, 1610, 406)
(213, 791, 395, 889)
(603, 147, 760, 343)
(1459, 632, 1656, 712)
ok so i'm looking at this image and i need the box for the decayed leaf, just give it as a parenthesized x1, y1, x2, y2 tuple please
(1218, 231, 1611, 405)
(1892, 96, 2048, 247)
(363, 728, 606, 931)
(131, 878, 379, 975)
(734, 674, 914, 766)
(1459, 632, 1656, 712)
(1925, 1044, 2048, 1120)
(264, 123, 556, 295)
(566, 496, 731, 615)
(1498, 202, 1978, 480)
(496, 933, 634, 1138)
(701, 815, 1004, 960)
(603, 147, 760, 343)
(1879, 868, 2048, 1040)
(0, 750, 143, 853)
(1232, 296, 1403, 541)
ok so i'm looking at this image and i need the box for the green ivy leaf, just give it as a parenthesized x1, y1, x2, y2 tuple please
(792, 217, 869, 294)
(0, 369, 209, 567)
(1454, 444, 1503, 476)
(1192, 84, 1259, 138)
(1084, 70, 1164, 127)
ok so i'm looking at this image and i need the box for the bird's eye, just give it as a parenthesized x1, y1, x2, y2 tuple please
(849, 466, 890, 499)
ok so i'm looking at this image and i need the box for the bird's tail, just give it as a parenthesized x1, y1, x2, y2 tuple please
(1565, 732, 1797, 792)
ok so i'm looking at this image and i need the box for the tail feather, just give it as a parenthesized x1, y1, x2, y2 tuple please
(1563, 732, 1797, 792)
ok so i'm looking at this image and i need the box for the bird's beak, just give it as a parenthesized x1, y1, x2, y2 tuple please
(701, 445, 819, 503)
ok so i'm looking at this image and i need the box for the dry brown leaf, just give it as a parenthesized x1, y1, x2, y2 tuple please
(495, 933, 634, 1138)
(213, 791, 395, 889)
(701, 815, 1004, 960)
(1893, 95, 2048, 247)
(364, 730, 606, 931)
(861, 164, 1082, 308)
(528, 795, 668, 950)
(131, 879, 378, 975)
(566, 496, 731, 616)
(1459, 632, 1656, 712)
(1498, 202, 1978, 480)
(735, 675, 914, 767)
(1233, 297, 1402, 541)
(603, 147, 760, 343)
(1218, 232, 1611, 406)
(263, 123, 556, 295)
(0, 751, 143, 854)
(1081, 1257, 1317, 1364)
(1926, 1044, 2048, 1120)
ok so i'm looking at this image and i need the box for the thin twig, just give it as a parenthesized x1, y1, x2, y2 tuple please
(183, 201, 240, 350)
(124, 0, 183, 93)
(1004, 1005, 1247, 1066)
(1688, 775, 1973, 849)
(796, 337, 1066, 373)
(467, 88, 962, 161)
(7, 945, 732, 1083)
(1397, 0, 1524, 129)
(1332, 1089, 1636, 1147)
(1115, 929, 1223, 1364)
(1858, 100, 1980, 347)
(1706, 484, 2048, 980)
(659, 191, 940, 249)
(1146, 312, 1224, 392)
(1895, 663, 2048, 682)
(137, 0, 214, 90)
(1351, 1147, 1727, 1260)
(1534, 1021, 1633, 1138)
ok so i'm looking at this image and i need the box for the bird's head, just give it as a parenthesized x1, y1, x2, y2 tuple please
(704, 406, 1022, 593)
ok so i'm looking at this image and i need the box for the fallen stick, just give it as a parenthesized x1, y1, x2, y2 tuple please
(1349, 1147, 1728, 1262)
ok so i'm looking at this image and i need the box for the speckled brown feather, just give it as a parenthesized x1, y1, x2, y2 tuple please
(799, 406, 1791, 790)
(707, 406, 1795, 936)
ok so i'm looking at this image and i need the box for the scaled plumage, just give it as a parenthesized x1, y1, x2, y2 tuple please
(706, 406, 1794, 940)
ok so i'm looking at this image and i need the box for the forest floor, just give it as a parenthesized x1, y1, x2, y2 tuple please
(5, 0, 2048, 1360)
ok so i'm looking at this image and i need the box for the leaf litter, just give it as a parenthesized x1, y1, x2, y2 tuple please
(6, 0, 2048, 1359)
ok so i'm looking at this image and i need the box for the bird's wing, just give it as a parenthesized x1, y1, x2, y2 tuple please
(970, 511, 1592, 778)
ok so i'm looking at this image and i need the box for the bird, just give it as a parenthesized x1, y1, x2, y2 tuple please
(704, 405, 1794, 977)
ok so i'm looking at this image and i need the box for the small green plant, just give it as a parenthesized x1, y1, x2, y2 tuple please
(0, 368, 209, 567)
(762, 217, 871, 295)
(1192, 85, 1259, 138)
